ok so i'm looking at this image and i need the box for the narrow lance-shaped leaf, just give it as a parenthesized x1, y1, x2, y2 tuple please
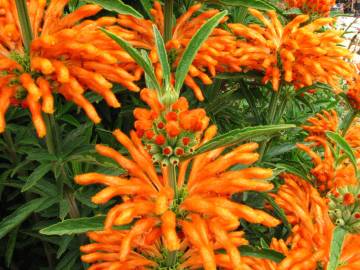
(21, 163, 53, 192)
(40, 216, 131, 236)
(239, 246, 285, 263)
(220, 0, 283, 13)
(326, 131, 358, 177)
(83, 0, 143, 18)
(101, 28, 161, 92)
(175, 10, 228, 93)
(0, 197, 48, 239)
(183, 124, 296, 159)
(327, 226, 347, 270)
(153, 25, 171, 91)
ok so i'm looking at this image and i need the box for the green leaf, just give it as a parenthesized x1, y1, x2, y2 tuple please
(275, 162, 312, 183)
(101, 28, 160, 92)
(40, 216, 131, 236)
(83, 0, 143, 18)
(326, 131, 358, 176)
(22, 163, 53, 192)
(183, 124, 296, 159)
(327, 226, 347, 270)
(175, 10, 228, 93)
(239, 246, 285, 263)
(40, 216, 106, 235)
(139, 0, 153, 18)
(15, 0, 33, 51)
(153, 25, 171, 89)
(258, 193, 291, 236)
(56, 236, 73, 259)
(0, 197, 48, 239)
(5, 226, 19, 267)
(219, 0, 281, 12)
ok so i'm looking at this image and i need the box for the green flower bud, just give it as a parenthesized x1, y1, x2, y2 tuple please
(335, 218, 345, 226)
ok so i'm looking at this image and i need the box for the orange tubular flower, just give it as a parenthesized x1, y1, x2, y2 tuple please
(302, 109, 338, 136)
(347, 74, 360, 111)
(76, 119, 280, 269)
(104, 2, 235, 101)
(228, 9, 353, 91)
(266, 174, 360, 270)
(0, 0, 142, 137)
(285, 0, 335, 16)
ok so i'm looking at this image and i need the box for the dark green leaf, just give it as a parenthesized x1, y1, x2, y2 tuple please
(0, 197, 48, 239)
(239, 246, 285, 262)
(40, 216, 131, 235)
(83, 0, 143, 18)
(220, 0, 282, 13)
(101, 28, 160, 92)
(175, 11, 227, 93)
(5, 226, 19, 267)
(183, 124, 296, 159)
(22, 163, 53, 192)
(326, 131, 358, 176)
(57, 236, 73, 259)
(153, 25, 171, 89)
(327, 226, 347, 270)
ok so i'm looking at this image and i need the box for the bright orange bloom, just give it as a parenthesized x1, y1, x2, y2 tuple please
(265, 174, 360, 270)
(104, 2, 235, 101)
(346, 121, 360, 154)
(285, 0, 335, 16)
(76, 125, 280, 270)
(229, 9, 353, 91)
(134, 89, 209, 166)
(302, 109, 338, 136)
(0, 0, 142, 137)
(347, 75, 360, 110)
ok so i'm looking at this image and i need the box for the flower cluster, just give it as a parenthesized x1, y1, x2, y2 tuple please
(134, 89, 209, 166)
(104, 2, 235, 101)
(269, 174, 360, 270)
(229, 9, 353, 91)
(328, 186, 360, 233)
(0, 0, 142, 137)
(297, 110, 358, 191)
(285, 0, 336, 16)
(76, 118, 280, 269)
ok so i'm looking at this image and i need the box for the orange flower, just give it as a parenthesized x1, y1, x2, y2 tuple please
(133, 89, 209, 166)
(229, 9, 353, 91)
(76, 125, 280, 270)
(0, 0, 142, 137)
(285, 0, 335, 16)
(346, 121, 360, 153)
(302, 109, 339, 136)
(105, 2, 235, 101)
(347, 75, 360, 111)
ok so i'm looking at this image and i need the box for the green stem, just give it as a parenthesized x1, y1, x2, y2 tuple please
(15, 0, 33, 51)
(341, 109, 358, 136)
(164, 0, 174, 42)
(166, 164, 178, 267)
(43, 114, 56, 155)
(169, 164, 178, 199)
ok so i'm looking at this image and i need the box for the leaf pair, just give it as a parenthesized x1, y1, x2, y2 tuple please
(101, 10, 228, 96)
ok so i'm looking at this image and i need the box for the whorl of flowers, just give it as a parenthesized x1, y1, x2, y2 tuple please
(75, 99, 280, 269)
(104, 2, 235, 101)
(270, 174, 360, 270)
(285, 0, 336, 16)
(228, 9, 353, 91)
(134, 89, 209, 167)
(0, 0, 142, 137)
(297, 110, 358, 191)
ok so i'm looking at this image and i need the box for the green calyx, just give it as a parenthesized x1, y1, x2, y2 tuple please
(327, 185, 360, 234)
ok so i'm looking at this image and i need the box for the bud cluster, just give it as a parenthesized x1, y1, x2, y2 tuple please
(134, 89, 209, 167)
(328, 185, 360, 234)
